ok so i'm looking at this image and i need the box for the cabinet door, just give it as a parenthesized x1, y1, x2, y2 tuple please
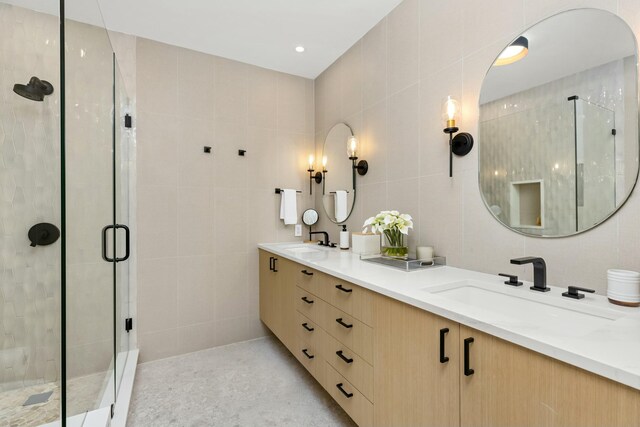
(259, 250, 277, 333)
(276, 257, 297, 352)
(374, 295, 460, 427)
(459, 326, 554, 427)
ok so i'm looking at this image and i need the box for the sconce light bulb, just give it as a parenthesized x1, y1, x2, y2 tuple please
(347, 136, 358, 158)
(308, 154, 315, 170)
(322, 156, 327, 168)
(443, 96, 460, 129)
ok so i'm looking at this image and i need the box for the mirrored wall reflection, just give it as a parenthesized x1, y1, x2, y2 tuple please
(478, 8, 639, 237)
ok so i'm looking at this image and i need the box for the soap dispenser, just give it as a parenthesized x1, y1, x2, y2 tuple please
(340, 225, 350, 250)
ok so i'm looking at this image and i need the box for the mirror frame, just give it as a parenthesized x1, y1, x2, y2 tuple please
(321, 122, 359, 224)
(477, 8, 640, 238)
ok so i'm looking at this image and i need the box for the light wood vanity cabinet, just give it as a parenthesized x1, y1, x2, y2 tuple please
(258, 250, 296, 352)
(459, 326, 640, 427)
(259, 250, 640, 427)
(374, 295, 460, 427)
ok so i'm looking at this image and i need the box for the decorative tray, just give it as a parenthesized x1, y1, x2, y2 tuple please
(360, 254, 446, 272)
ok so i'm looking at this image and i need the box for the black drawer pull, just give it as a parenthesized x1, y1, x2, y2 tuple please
(302, 349, 314, 359)
(336, 383, 353, 398)
(336, 350, 353, 364)
(335, 284, 353, 293)
(269, 256, 274, 271)
(335, 318, 353, 329)
(301, 296, 314, 304)
(464, 337, 475, 376)
(440, 328, 449, 364)
(301, 269, 314, 276)
(272, 258, 278, 272)
(302, 323, 314, 332)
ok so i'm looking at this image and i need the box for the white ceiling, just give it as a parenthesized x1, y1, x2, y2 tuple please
(5, 0, 403, 79)
(480, 9, 637, 104)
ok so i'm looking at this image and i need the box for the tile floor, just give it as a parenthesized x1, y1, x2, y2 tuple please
(128, 336, 356, 427)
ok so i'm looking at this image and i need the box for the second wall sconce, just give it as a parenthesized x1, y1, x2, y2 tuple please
(442, 96, 473, 178)
(347, 134, 368, 176)
(307, 155, 323, 195)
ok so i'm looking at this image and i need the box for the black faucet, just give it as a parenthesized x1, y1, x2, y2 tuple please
(309, 231, 331, 247)
(510, 257, 550, 292)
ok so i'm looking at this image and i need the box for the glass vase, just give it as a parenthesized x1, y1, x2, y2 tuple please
(382, 230, 408, 259)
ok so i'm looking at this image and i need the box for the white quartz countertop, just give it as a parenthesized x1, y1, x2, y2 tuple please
(258, 242, 640, 391)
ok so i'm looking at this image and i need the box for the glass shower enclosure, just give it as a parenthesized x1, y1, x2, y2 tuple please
(0, 0, 135, 425)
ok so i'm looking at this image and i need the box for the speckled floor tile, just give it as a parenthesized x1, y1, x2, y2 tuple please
(128, 337, 357, 427)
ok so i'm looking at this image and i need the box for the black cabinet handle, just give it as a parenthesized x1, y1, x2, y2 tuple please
(302, 349, 314, 359)
(301, 296, 314, 304)
(114, 224, 130, 262)
(269, 256, 274, 271)
(335, 318, 353, 329)
(335, 284, 353, 293)
(336, 383, 353, 398)
(301, 269, 314, 276)
(302, 323, 314, 332)
(272, 258, 278, 272)
(440, 328, 449, 364)
(336, 350, 354, 364)
(464, 337, 475, 376)
(101, 225, 115, 262)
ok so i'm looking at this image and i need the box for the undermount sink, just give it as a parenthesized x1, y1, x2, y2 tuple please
(423, 280, 624, 336)
(284, 245, 322, 254)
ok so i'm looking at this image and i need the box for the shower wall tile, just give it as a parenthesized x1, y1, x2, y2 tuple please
(315, 0, 640, 295)
(136, 38, 314, 362)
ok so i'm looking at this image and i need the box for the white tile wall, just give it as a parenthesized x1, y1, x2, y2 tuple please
(135, 38, 315, 363)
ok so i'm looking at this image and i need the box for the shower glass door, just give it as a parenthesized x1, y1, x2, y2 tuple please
(63, 0, 116, 419)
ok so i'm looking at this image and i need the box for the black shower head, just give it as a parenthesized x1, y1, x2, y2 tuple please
(13, 76, 54, 101)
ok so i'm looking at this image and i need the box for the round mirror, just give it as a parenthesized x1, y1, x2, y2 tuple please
(478, 8, 639, 237)
(302, 209, 319, 226)
(322, 123, 357, 223)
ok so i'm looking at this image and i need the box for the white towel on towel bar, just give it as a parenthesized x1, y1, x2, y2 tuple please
(334, 190, 348, 222)
(279, 189, 298, 225)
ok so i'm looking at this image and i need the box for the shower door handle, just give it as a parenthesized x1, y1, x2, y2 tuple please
(101, 225, 115, 262)
(115, 224, 130, 262)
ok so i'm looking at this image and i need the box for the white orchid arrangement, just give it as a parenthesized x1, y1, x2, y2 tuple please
(363, 211, 413, 257)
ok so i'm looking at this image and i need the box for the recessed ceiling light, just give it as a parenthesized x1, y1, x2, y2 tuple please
(295, 46, 305, 53)
(494, 36, 529, 66)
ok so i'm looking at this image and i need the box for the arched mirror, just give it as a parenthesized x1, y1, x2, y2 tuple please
(321, 123, 360, 223)
(478, 8, 639, 237)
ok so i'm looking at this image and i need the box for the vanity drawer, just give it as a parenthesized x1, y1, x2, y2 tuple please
(297, 266, 327, 299)
(294, 334, 322, 379)
(324, 362, 373, 427)
(295, 286, 324, 324)
(321, 303, 373, 364)
(324, 278, 374, 326)
(295, 311, 321, 348)
(323, 332, 373, 401)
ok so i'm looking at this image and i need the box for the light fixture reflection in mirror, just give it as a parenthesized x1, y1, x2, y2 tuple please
(442, 96, 474, 178)
(494, 36, 529, 66)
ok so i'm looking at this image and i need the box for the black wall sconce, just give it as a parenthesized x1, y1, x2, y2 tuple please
(442, 96, 473, 177)
(347, 134, 368, 177)
(306, 155, 323, 195)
